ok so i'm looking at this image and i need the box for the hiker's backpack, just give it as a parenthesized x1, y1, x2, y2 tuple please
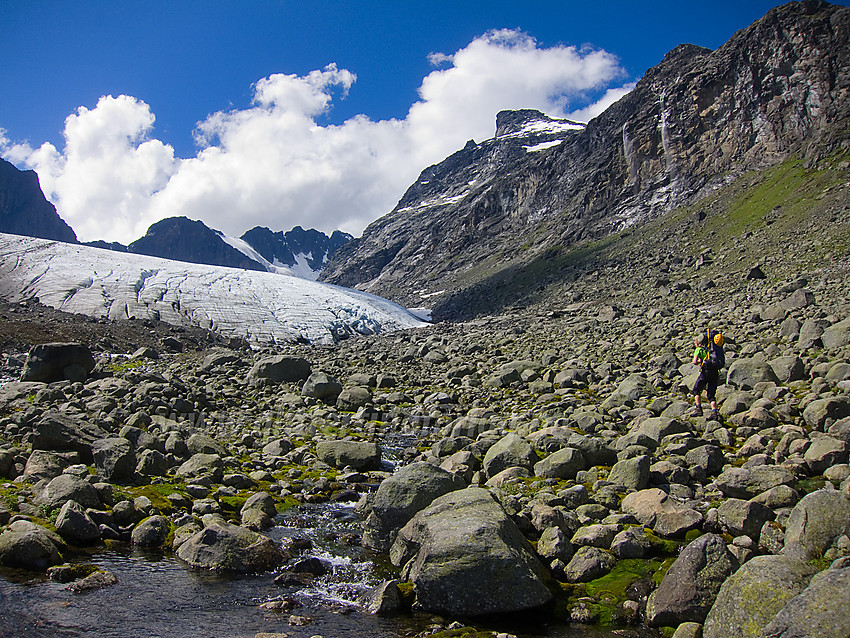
(706, 329, 726, 370)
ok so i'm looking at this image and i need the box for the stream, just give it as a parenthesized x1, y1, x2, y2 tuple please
(0, 500, 656, 638)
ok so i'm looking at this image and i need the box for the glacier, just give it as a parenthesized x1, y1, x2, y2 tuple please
(0, 233, 427, 346)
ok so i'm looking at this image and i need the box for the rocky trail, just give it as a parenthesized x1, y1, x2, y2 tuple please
(1, 220, 849, 638)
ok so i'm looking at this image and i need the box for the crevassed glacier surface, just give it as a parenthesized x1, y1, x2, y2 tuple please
(0, 233, 426, 345)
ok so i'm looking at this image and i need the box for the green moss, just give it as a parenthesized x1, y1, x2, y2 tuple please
(644, 528, 683, 555)
(653, 557, 677, 586)
(795, 477, 826, 494)
(807, 554, 832, 572)
(218, 495, 247, 512)
(0, 483, 23, 510)
(123, 482, 185, 514)
(107, 359, 146, 372)
(574, 557, 666, 625)
(585, 558, 664, 601)
(397, 580, 415, 606)
(685, 528, 703, 543)
(275, 495, 300, 512)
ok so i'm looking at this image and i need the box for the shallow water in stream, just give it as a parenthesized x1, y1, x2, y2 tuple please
(0, 501, 656, 638)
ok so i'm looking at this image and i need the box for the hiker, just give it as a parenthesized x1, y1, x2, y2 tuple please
(690, 330, 725, 420)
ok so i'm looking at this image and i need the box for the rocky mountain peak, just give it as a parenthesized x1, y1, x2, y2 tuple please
(240, 225, 353, 274)
(0, 158, 77, 244)
(494, 109, 582, 138)
(321, 1, 850, 320)
(128, 216, 267, 272)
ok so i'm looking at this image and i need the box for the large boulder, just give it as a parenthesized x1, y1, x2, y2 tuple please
(336, 386, 373, 411)
(607, 455, 650, 490)
(645, 533, 739, 626)
(533, 446, 585, 480)
(798, 318, 829, 349)
(566, 433, 618, 466)
(22, 449, 78, 482)
(389, 487, 553, 616)
(315, 440, 381, 471)
(768, 356, 806, 383)
(621, 488, 702, 536)
(362, 462, 465, 552)
(176, 515, 288, 573)
(614, 373, 652, 401)
(782, 489, 850, 562)
(802, 397, 850, 430)
(20, 342, 95, 382)
(760, 566, 850, 638)
(244, 355, 311, 386)
(261, 438, 294, 457)
(482, 432, 539, 478)
(803, 435, 849, 474)
(301, 372, 343, 400)
(37, 473, 102, 510)
(562, 545, 617, 583)
(716, 498, 775, 539)
(634, 417, 689, 444)
(0, 520, 64, 570)
(54, 500, 101, 544)
(175, 453, 224, 482)
(241, 491, 278, 531)
(30, 409, 109, 463)
(715, 465, 796, 499)
(186, 433, 229, 457)
(821, 316, 850, 350)
(726, 359, 780, 390)
(131, 515, 171, 548)
(92, 437, 136, 482)
(702, 555, 817, 638)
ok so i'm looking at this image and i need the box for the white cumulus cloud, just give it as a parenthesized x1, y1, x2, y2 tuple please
(1, 30, 631, 244)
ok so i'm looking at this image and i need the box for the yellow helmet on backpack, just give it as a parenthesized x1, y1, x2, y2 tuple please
(711, 331, 724, 347)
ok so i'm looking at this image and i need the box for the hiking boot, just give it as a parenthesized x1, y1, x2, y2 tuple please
(690, 405, 702, 417)
(709, 409, 720, 422)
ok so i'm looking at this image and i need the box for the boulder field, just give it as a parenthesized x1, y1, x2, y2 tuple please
(0, 263, 849, 637)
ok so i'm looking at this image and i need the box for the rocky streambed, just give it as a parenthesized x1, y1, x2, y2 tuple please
(1, 262, 849, 638)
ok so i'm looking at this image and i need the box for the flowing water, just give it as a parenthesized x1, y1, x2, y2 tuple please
(0, 418, 654, 636)
(0, 501, 656, 638)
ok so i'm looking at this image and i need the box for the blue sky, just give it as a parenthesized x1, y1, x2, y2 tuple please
(1, 1, 841, 244)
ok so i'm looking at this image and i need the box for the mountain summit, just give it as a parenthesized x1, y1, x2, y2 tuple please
(0, 158, 77, 243)
(320, 1, 850, 319)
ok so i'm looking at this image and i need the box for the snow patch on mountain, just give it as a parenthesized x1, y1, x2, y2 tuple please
(0, 233, 426, 345)
(524, 140, 564, 153)
(273, 253, 322, 281)
(218, 233, 273, 269)
(498, 118, 584, 139)
(218, 231, 322, 280)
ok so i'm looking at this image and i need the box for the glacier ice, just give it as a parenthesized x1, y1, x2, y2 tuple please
(0, 233, 426, 346)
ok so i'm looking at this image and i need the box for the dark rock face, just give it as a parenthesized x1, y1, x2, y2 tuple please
(321, 1, 850, 320)
(240, 225, 352, 272)
(645, 533, 739, 626)
(244, 355, 311, 386)
(0, 158, 77, 243)
(31, 410, 109, 464)
(128, 217, 267, 271)
(175, 516, 288, 573)
(760, 567, 850, 638)
(0, 520, 65, 570)
(21, 342, 96, 383)
(702, 555, 818, 638)
(362, 462, 465, 552)
(390, 487, 553, 616)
